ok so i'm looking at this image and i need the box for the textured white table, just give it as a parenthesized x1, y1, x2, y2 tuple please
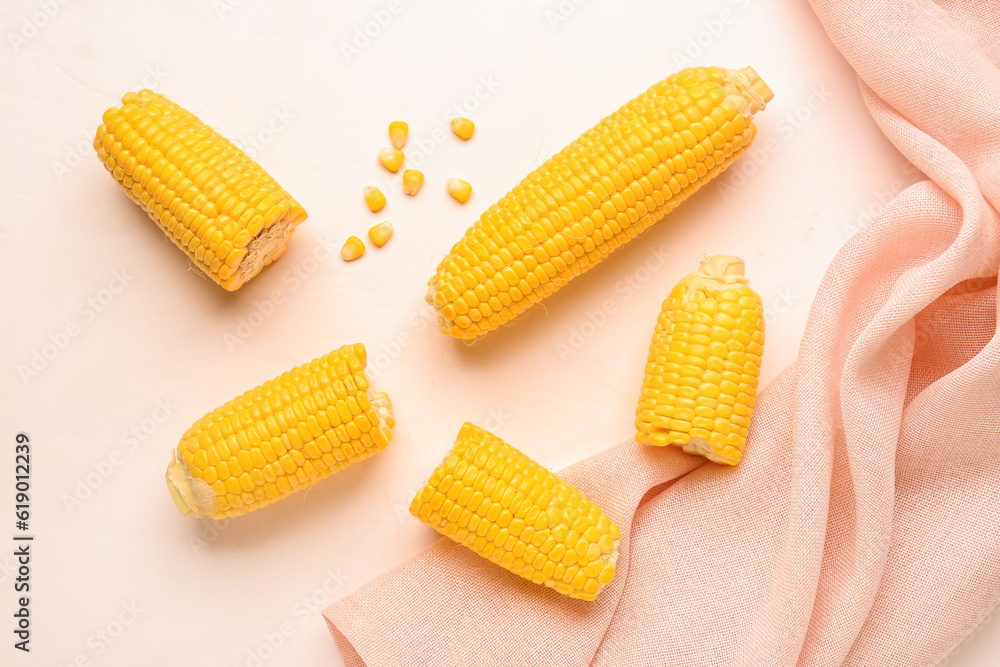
(1, 1, 995, 664)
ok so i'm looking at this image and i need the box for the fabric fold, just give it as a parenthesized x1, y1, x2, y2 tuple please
(325, 0, 1000, 664)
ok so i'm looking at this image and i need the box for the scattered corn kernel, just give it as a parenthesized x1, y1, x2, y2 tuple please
(341, 236, 366, 261)
(389, 120, 408, 149)
(165, 344, 394, 519)
(426, 65, 773, 339)
(450, 117, 475, 140)
(378, 147, 404, 172)
(368, 221, 393, 247)
(635, 255, 764, 466)
(410, 423, 619, 601)
(364, 185, 386, 212)
(447, 178, 472, 203)
(402, 169, 424, 196)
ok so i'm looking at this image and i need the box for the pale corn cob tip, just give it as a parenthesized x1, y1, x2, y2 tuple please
(165, 344, 395, 519)
(410, 423, 620, 601)
(635, 255, 764, 465)
(94, 90, 307, 291)
(425, 66, 772, 339)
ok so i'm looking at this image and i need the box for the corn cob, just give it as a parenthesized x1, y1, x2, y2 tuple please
(94, 90, 307, 291)
(166, 344, 394, 519)
(635, 255, 763, 465)
(427, 66, 772, 339)
(410, 423, 620, 601)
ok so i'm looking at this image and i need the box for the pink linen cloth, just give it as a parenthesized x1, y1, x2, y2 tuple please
(324, 1, 1000, 664)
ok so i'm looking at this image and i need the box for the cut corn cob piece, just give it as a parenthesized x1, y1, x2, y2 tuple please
(94, 90, 307, 291)
(402, 169, 424, 196)
(379, 147, 404, 172)
(389, 120, 408, 149)
(364, 185, 386, 212)
(635, 255, 764, 465)
(410, 423, 620, 601)
(342, 236, 365, 261)
(447, 178, 472, 203)
(166, 344, 394, 519)
(450, 117, 475, 140)
(427, 66, 772, 339)
(368, 221, 393, 247)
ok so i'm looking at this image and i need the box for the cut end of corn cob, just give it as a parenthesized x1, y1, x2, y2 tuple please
(450, 117, 475, 140)
(379, 147, 404, 172)
(94, 90, 307, 291)
(368, 221, 393, 247)
(364, 185, 386, 212)
(389, 120, 408, 149)
(635, 255, 764, 465)
(342, 236, 366, 261)
(447, 178, 472, 203)
(166, 344, 394, 519)
(409, 423, 620, 601)
(425, 66, 771, 339)
(402, 169, 424, 196)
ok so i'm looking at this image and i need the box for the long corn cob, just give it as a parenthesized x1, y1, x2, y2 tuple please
(427, 66, 772, 339)
(166, 344, 393, 519)
(410, 423, 620, 601)
(635, 256, 763, 465)
(95, 90, 307, 291)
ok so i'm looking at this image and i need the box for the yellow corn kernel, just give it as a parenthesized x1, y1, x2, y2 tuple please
(635, 255, 764, 465)
(364, 186, 386, 212)
(410, 423, 620, 601)
(402, 169, 424, 196)
(450, 117, 475, 140)
(166, 344, 394, 519)
(93, 90, 308, 291)
(341, 236, 365, 261)
(379, 147, 404, 172)
(447, 178, 472, 203)
(389, 120, 408, 149)
(368, 221, 393, 247)
(426, 66, 773, 339)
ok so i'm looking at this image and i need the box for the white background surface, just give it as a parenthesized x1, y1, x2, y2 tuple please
(1, 0, 996, 665)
